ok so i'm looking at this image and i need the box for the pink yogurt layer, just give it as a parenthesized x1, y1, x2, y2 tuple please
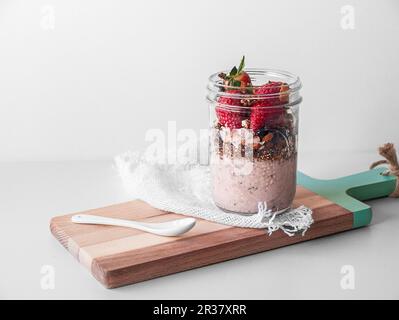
(211, 155, 297, 214)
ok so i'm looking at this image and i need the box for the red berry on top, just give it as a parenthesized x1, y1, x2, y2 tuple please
(233, 71, 252, 90)
(217, 89, 242, 107)
(215, 56, 256, 129)
(216, 109, 243, 129)
(253, 81, 288, 106)
(216, 90, 243, 129)
(218, 56, 252, 93)
(249, 81, 289, 130)
(249, 102, 284, 131)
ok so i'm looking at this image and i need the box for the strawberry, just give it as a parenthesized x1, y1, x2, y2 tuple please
(218, 56, 252, 92)
(249, 81, 289, 130)
(214, 56, 255, 128)
(232, 70, 252, 90)
(249, 102, 283, 130)
(253, 81, 289, 106)
(216, 90, 243, 129)
(216, 108, 243, 129)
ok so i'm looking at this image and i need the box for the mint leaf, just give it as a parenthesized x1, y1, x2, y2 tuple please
(229, 66, 238, 77)
(231, 80, 241, 87)
(238, 56, 245, 73)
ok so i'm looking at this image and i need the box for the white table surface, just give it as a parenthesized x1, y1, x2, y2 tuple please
(1, 151, 398, 299)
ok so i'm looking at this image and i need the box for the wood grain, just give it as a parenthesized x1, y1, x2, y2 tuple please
(50, 186, 353, 288)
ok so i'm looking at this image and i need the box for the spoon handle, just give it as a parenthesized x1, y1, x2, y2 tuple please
(71, 214, 196, 237)
(71, 214, 142, 230)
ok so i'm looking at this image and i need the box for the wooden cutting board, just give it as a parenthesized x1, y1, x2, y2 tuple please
(50, 168, 396, 288)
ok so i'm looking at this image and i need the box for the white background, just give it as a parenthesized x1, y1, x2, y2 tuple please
(1, 0, 399, 300)
(0, 0, 398, 162)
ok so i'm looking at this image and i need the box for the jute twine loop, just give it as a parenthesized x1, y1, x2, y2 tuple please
(370, 143, 399, 197)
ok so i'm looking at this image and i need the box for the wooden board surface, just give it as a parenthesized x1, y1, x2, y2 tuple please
(50, 185, 353, 288)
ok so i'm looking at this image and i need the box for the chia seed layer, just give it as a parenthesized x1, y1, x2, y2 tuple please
(211, 123, 297, 214)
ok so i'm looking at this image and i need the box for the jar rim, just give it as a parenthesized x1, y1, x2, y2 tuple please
(207, 68, 302, 108)
(207, 68, 302, 96)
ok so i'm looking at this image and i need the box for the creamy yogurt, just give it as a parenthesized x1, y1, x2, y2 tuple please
(211, 154, 297, 214)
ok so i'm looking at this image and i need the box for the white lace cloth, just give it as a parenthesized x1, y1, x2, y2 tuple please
(114, 151, 313, 236)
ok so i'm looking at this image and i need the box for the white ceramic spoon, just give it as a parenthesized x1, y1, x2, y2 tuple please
(71, 214, 196, 237)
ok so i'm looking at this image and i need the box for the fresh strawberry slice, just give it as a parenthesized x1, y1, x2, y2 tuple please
(216, 90, 243, 129)
(216, 108, 243, 129)
(249, 81, 289, 130)
(249, 102, 284, 130)
(253, 81, 289, 106)
(218, 56, 252, 92)
(215, 57, 257, 128)
(233, 70, 252, 90)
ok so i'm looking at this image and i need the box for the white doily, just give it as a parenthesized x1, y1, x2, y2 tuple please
(114, 151, 313, 236)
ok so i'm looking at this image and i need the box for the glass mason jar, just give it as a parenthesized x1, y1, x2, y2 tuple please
(207, 69, 302, 214)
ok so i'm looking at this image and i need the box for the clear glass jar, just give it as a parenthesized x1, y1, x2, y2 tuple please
(207, 69, 302, 214)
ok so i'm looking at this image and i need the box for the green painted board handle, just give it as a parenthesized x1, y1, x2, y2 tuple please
(297, 167, 397, 228)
